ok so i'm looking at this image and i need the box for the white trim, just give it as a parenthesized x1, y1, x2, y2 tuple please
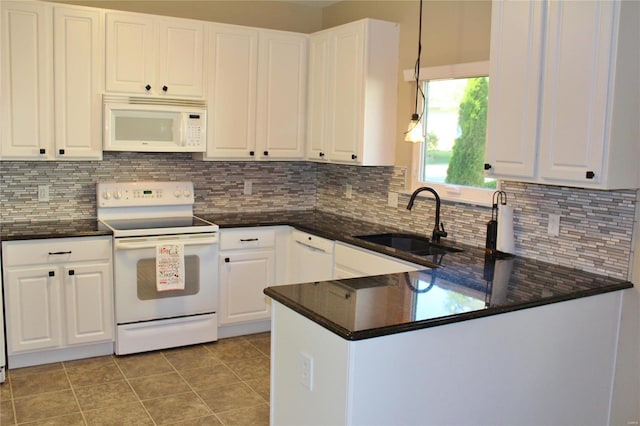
(403, 60, 490, 82)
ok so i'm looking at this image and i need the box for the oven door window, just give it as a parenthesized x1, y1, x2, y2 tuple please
(137, 255, 200, 300)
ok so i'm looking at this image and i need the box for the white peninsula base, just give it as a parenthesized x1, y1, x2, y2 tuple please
(270, 291, 625, 426)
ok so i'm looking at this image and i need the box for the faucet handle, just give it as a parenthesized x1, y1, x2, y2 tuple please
(438, 222, 448, 238)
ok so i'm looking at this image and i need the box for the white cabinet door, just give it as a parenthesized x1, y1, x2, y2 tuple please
(105, 12, 154, 95)
(0, 1, 52, 160)
(485, 0, 543, 179)
(4, 266, 62, 354)
(256, 30, 307, 160)
(201, 24, 259, 160)
(53, 6, 103, 160)
(63, 262, 114, 346)
(486, 0, 639, 189)
(537, 0, 613, 185)
(157, 18, 204, 98)
(314, 19, 399, 166)
(306, 32, 330, 162)
(326, 22, 363, 163)
(219, 250, 275, 324)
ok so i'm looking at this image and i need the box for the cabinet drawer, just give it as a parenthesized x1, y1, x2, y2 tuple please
(219, 228, 276, 251)
(2, 237, 112, 267)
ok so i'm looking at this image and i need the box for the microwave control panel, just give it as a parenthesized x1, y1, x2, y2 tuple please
(184, 113, 205, 148)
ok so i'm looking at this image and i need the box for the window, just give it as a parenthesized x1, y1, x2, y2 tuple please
(406, 61, 496, 206)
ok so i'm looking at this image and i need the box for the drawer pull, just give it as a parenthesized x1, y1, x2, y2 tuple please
(48, 271, 55, 277)
(224, 257, 230, 263)
(68, 270, 75, 276)
(240, 238, 259, 242)
(48, 251, 72, 255)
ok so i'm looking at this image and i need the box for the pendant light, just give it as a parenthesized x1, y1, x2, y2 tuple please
(405, 0, 424, 143)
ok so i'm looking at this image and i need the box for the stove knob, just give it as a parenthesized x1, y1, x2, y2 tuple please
(102, 191, 112, 200)
(174, 190, 182, 198)
(113, 191, 122, 200)
(183, 190, 191, 198)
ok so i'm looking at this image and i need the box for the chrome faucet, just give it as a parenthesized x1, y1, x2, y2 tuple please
(406, 187, 448, 243)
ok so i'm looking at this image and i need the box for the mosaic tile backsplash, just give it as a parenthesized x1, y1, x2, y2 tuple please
(1, 154, 636, 278)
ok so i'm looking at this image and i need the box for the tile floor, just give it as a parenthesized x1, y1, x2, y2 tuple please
(0, 333, 271, 425)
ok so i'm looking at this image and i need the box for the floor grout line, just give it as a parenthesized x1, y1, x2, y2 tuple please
(2, 333, 272, 426)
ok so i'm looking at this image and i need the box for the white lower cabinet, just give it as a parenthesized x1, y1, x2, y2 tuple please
(1, 237, 114, 367)
(218, 227, 277, 325)
(333, 242, 422, 279)
(218, 227, 423, 335)
(219, 250, 275, 325)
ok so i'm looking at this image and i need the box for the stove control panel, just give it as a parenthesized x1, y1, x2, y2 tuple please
(97, 181, 195, 208)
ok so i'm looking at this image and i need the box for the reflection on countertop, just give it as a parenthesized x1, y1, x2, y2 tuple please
(265, 252, 631, 340)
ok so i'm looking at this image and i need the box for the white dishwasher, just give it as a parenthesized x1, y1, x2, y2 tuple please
(289, 230, 334, 284)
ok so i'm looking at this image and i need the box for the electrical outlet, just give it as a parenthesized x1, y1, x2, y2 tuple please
(38, 185, 49, 202)
(387, 192, 398, 208)
(243, 180, 252, 195)
(548, 213, 560, 237)
(345, 184, 352, 199)
(299, 352, 314, 390)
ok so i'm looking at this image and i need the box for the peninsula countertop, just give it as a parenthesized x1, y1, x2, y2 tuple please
(200, 210, 633, 341)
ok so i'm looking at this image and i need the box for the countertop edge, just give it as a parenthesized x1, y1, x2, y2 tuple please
(264, 281, 633, 341)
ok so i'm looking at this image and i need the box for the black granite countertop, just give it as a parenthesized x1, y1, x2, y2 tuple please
(0, 219, 111, 241)
(202, 209, 632, 340)
(264, 257, 632, 340)
(199, 209, 466, 269)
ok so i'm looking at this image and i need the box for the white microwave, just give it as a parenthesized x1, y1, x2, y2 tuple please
(103, 96, 207, 153)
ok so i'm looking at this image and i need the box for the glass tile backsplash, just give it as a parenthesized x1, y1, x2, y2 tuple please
(1, 153, 635, 279)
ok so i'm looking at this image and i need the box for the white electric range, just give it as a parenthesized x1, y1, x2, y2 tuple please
(97, 181, 219, 355)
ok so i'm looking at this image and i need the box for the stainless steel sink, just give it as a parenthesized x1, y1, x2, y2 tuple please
(354, 233, 463, 256)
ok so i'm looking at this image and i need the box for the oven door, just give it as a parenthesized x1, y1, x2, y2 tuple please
(113, 233, 218, 324)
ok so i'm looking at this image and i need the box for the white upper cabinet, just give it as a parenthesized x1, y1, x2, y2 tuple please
(199, 24, 258, 160)
(1, 1, 52, 160)
(105, 12, 204, 98)
(485, 0, 543, 179)
(1, 1, 102, 161)
(53, 7, 104, 159)
(306, 33, 330, 161)
(306, 19, 399, 166)
(256, 30, 307, 160)
(486, 0, 640, 189)
(199, 26, 307, 161)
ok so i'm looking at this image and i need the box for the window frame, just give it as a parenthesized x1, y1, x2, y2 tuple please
(403, 61, 496, 207)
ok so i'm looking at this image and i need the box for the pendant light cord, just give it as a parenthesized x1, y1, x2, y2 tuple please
(414, 0, 423, 116)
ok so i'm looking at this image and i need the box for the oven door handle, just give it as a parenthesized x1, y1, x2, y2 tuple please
(115, 235, 218, 250)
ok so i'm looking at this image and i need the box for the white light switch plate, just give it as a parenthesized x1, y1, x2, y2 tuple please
(387, 192, 398, 207)
(243, 180, 252, 195)
(38, 185, 49, 202)
(548, 213, 560, 237)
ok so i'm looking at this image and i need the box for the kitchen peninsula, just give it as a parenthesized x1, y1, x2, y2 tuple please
(265, 237, 632, 426)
